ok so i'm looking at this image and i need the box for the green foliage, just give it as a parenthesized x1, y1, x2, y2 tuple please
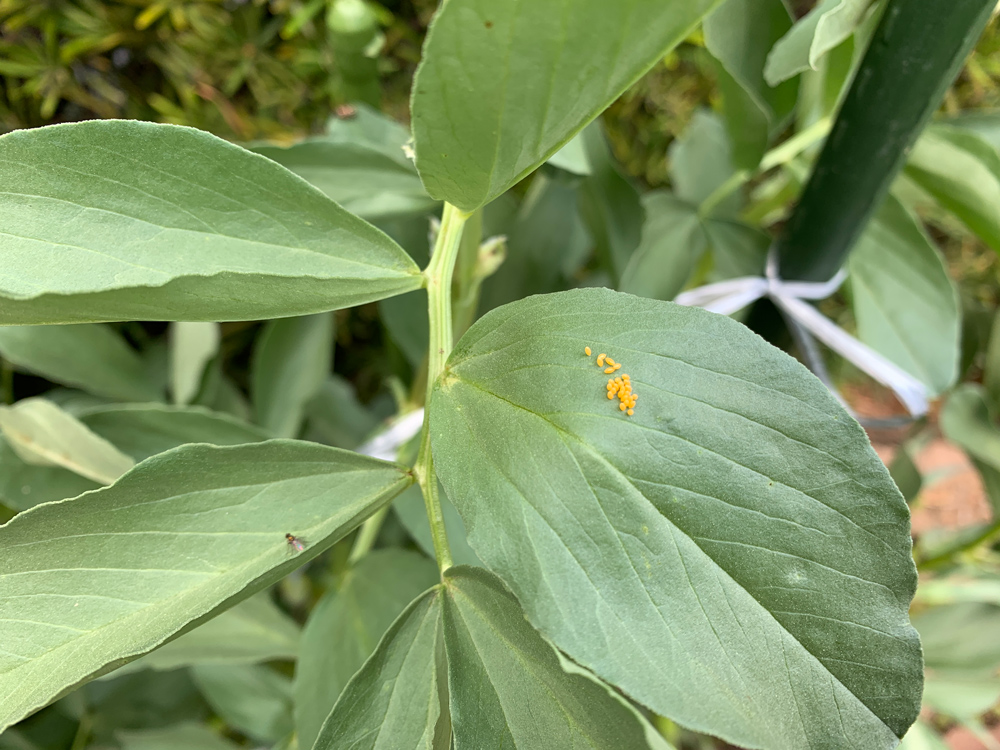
(6, 0, 1000, 748)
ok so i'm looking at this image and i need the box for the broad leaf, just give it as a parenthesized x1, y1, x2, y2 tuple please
(619, 192, 706, 301)
(430, 288, 921, 748)
(764, 0, 872, 86)
(577, 122, 644, 282)
(0, 121, 422, 325)
(478, 172, 590, 313)
(905, 124, 1000, 252)
(848, 195, 960, 394)
(117, 724, 241, 750)
(313, 588, 449, 750)
(668, 110, 739, 216)
(294, 549, 439, 750)
(0, 324, 162, 402)
(192, 664, 293, 743)
(0, 440, 411, 731)
(704, 0, 797, 168)
(251, 313, 334, 438)
(411, 0, 723, 211)
(303, 375, 381, 450)
(250, 141, 438, 221)
(443, 566, 672, 750)
(323, 103, 413, 166)
(170, 323, 220, 405)
(80, 403, 270, 463)
(112, 592, 298, 677)
(0, 399, 134, 484)
(0, 435, 98, 512)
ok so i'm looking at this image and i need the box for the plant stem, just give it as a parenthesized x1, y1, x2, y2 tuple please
(697, 116, 832, 219)
(414, 202, 469, 572)
(348, 506, 389, 564)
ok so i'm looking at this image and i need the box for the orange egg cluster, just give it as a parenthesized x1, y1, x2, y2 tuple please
(585, 347, 636, 416)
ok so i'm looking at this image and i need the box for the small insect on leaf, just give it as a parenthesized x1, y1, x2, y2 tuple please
(285, 533, 306, 553)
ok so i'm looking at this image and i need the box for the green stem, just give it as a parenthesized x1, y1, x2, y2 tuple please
(414, 203, 469, 572)
(697, 116, 833, 218)
(348, 506, 389, 564)
(0, 360, 12, 405)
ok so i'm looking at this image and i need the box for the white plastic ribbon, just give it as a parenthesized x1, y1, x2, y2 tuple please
(675, 252, 930, 417)
(356, 408, 425, 461)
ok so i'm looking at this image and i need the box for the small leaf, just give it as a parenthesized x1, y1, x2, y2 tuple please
(192, 664, 293, 743)
(251, 313, 334, 438)
(940, 384, 1000, 515)
(848, 195, 960, 394)
(443, 566, 673, 750)
(764, 0, 872, 86)
(0, 441, 411, 731)
(250, 140, 438, 221)
(0, 121, 422, 325)
(0, 435, 98, 512)
(170, 323, 220, 406)
(294, 549, 439, 750)
(0, 324, 162, 402)
(313, 588, 449, 750)
(905, 124, 1000, 252)
(411, 0, 723, 211)
(113, 593, 300, 677)
(303, 376, 381, 450)
(704, 0, 797, 168)
(0, 399, 135, 484)
(430, 288, 921, 748)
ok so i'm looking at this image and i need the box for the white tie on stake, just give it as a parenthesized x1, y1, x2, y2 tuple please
(674, 251, 931, 417)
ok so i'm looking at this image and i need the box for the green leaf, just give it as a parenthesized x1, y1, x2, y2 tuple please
(0, 436, 99, 512)
(294, 549, 439, 750)
(0, 398, 134, 484)
(411, 0, 723, 211)
(0, 324, 162, 402)
(888, 447, 922, 504)
(913, 602, 1000, 718)
(945, 109, 1000, 153)
(79, 403, 270, 463)
(443, 566, 672, 750)
(0, 121, 422, 325)
(940, 384, 1000, 515)
(848, 195, 960, 394)
(668, 110, 739, 216)
(764, 0, 872, 86)
(897, 720, 950, 750)
(619, 192, 706, 301)
(114, 593, 299, 677)
(170, 323, 220, 406)
(775, 0, 996, 281)
(250, 141, 438, 221)
(85, 668, 208, 738)
(192, 664, 293, 743)
(0, 440, 411, 731)
(323, 103, 413, 165)
(905, 124, 1000, 252)
(303, 375, 381, 450)
(430, 288, 921, 748)
(478, 172, 590, 313)
(577, 122, 644, 282)
(117, 724, 241, 750)
(313, 588, 449, 750)
(393, 484, 482, 568)
(251, 313, 334, 438)
(704, 0, 797, 168)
